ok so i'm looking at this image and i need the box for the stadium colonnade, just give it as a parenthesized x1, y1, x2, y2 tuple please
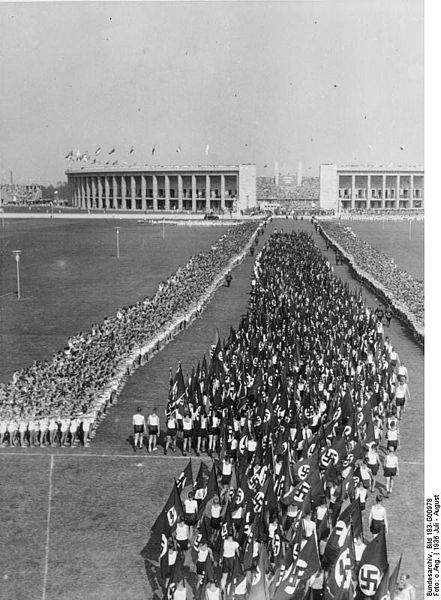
(320, 164, 424, 212)
(66, 164, 257, 213)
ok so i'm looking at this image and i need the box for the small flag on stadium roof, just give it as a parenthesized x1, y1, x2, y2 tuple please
(152, 145, 156, 155)
(95, 147, 101, 155)
(205, 144, 210, 155)
(109, 147, 116, 155)
(65, 150, 74, 160)
(129, 146, 134, 154)
(176, 145, 182, 153)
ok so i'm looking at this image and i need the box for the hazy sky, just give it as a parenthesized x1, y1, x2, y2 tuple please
(0, 1, 423, 185)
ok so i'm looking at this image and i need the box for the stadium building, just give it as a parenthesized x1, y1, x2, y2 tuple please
(319, 164, 424, 212)
(66, 164, 256, 213)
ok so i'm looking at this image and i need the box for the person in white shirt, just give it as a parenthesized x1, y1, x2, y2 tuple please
(369, 495, 388, 535)
(59, 417, 70, 447)
(302, 512, 317, 539)
(81, 416, 92, 447)
(175, 517, 190, 552)
(70, 417, 81, 447)
(182, 412, 193, 457)
(18, 420, 28, 447)
(221, 533, 239, 590)
(355, 481, 368, 511)
(132, 407, 145, 452)
(165, 411, 177, 455)
(205, 579, 221, 600)
(48, 417, 59, 447)
(383, 447, 399, 497)
(0, 420, 8, 446)
(183, 491, 198, 535)
(7, 419, 17, 446)
(39, 418, 49, 447)
(147, 408, 160, 453)
(354, 536, 366, 566)
(173, 580, 187, 600)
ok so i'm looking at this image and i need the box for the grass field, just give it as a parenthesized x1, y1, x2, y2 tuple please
(0, 218, 424, 599)
(0, 219, 229, 383)
(348, 219, 424, 281)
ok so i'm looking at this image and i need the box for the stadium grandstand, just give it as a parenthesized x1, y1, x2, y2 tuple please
(256, 175, 320, 213)
(0, 182, 42, 205)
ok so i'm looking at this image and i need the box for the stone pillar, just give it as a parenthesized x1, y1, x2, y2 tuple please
(153, 175, 158, 211)
(351, 175, 356, 210)
(221, 174, 226, 211)
(131, 175, 136, 210)
(410, 174, 414, 209)
(121, 175, 127, 210)
(381, 175, 386, 209)
(165, 175, 170, 211)
(206, 175, 211, 211)
(85, 177, 91, 209)
(141, 175, 147, 211)
(395, 175, 400, 209)
(91, 177, 97, 209)
(178, 175, 183, 211)
(192, 175, 197, 212)
(97, 176, 103, 209)
(112, 175, 118, 209)
(72, 179, 77, 207)
(105, 176, 111, 209)
(367, 175, 371, 209)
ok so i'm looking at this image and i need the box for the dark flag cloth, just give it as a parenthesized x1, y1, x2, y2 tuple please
(169, 364, 187, 411)
(269, 543, 294, 599)
(339, 497, 363, 539)
(197, 463, 220, 519)
(356, 529, 388, 598)
(273, 534, 321, 600)
(248, 544, 271, 600)
(387, 554, 402, 599)
(324, 526, 355, 600)
(323, 518, 353, 570)
(176, 458, 193, 493)
(164, 551, 185, 600)
(372, 564, 390, 600)
(154, 510, 170, 580)
(225, 555, 247, 600)
(151, 482, 184, 536)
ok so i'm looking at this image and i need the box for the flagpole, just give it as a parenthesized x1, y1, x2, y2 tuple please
(408, 218, 412, 241)
(162, 218, 165, 240)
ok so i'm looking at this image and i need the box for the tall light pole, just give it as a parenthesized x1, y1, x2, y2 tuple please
(12, 250, 22, 300)
(115, 227, 120, 259)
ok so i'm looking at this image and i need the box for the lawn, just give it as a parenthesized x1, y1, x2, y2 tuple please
(0, 219, 229, 383)
(347, 219, 424, 281)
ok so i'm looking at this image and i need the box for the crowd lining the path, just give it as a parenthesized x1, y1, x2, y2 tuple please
(315, 220, 424, 337)
(0, 222, 262, 448)
(145, 231, 413, 600)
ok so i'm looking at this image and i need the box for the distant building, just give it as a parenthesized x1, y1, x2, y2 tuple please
(66, 164, 257, 213)
(319, 164, 424, 212)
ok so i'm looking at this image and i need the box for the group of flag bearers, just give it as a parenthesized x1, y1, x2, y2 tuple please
(148, 230, 412, 599)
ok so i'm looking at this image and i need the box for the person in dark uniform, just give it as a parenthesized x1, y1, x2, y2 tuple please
(225, 271, 233, 288)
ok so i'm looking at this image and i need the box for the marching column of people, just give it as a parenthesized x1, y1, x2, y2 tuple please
(150, 231, 411, 599)
(0, 222, 264, 449)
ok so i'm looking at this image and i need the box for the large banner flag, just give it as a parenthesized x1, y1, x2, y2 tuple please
(273, 535, 321, 600)
(357, 529, 388, 598)
(176, 458, 193, 493)
(169, 364, 187, 410)
(248, 544, 270, 600)
(151, 481, 184, 536)
(197, 464, 220, 519)
(324, 526, 355, 600)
